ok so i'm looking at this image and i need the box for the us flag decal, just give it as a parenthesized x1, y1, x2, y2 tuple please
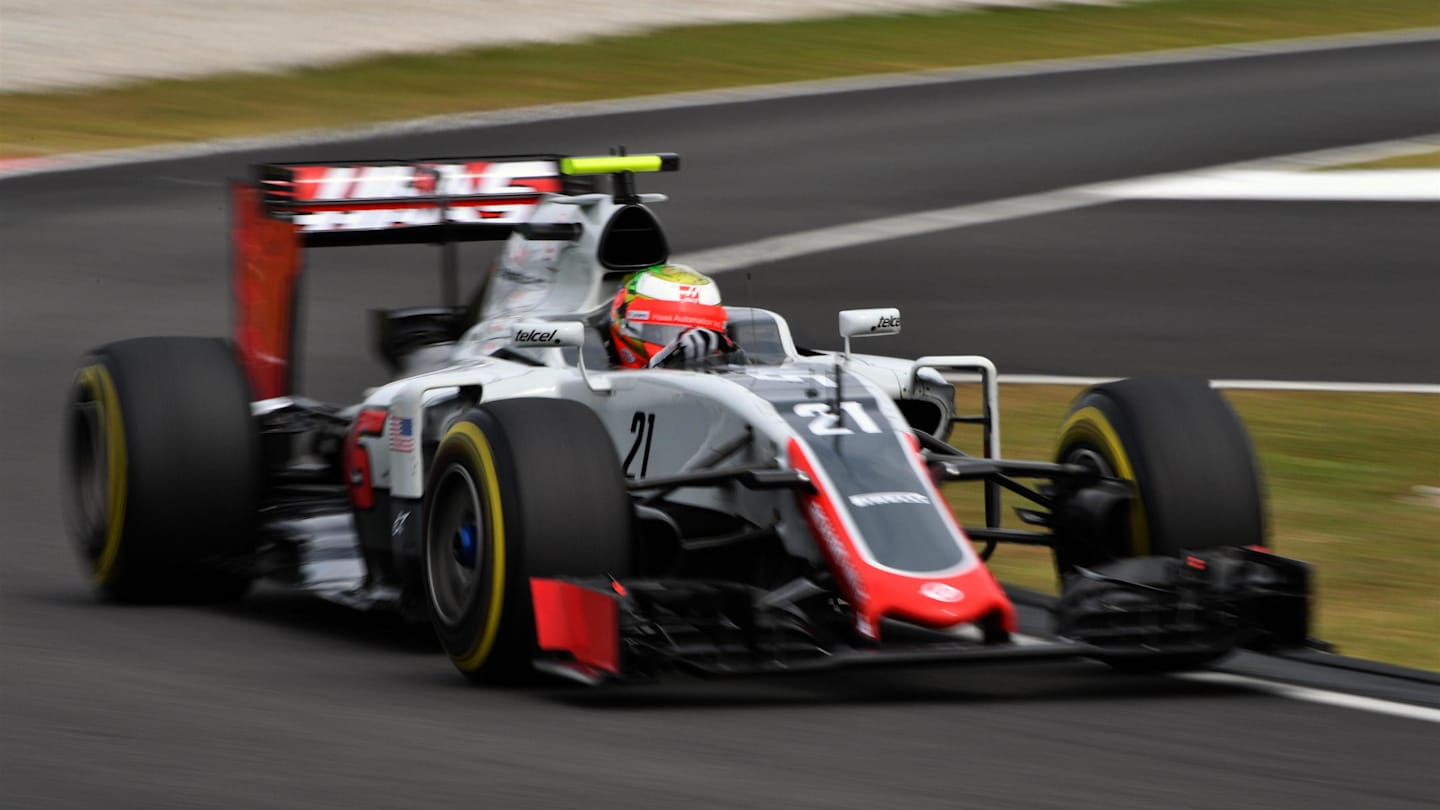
(388, 416, 415, 453)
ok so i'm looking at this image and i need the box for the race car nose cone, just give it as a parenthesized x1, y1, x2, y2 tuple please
(919, 582, 964, 603)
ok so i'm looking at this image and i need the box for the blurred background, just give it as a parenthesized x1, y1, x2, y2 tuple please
(3, 1, 1437, 807)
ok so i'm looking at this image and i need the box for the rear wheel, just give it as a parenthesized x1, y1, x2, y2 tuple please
(65, 337, 260, 602)
(1052, 377, 1266, 672)
(422, 398, 633, 683)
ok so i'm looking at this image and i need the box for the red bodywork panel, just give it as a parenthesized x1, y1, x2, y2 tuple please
(343, 408, 389, 509)
(530, 578, 622, 676)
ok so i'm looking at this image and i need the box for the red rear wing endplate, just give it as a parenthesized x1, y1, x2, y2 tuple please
(231, 155, 591, 398)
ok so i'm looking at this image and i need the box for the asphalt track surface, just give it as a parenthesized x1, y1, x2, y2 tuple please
(3, 38, 1439, 809)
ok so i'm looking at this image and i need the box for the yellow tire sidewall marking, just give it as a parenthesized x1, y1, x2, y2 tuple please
(79, 365, 128, 584)
(1057, 405, 1151, 557)
(442, 421, 508, 672)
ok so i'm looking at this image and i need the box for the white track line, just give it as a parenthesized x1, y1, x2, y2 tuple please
(2, 27, 1438, 180)
(971, 375, 1440, 394)
(1178, 672, 1440, 724)
(1207, 379, 1440, 394)
(1192, 135, 1440, 173)
(1011, 634, 1440, 722)
(1095, 169, 1440, 202)
(677, 134, 1440, 273)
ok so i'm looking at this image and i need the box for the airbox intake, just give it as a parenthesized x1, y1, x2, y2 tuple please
(599, 204, 668, 271)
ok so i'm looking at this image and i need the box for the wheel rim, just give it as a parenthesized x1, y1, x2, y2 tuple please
(1065, 446, 1115, 478)
(68, 381, 110, 561)
(426, 463, 486, 627)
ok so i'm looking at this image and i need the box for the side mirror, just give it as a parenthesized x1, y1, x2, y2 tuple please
(510, 321, 584, 349)
(838, 307, 901, 358)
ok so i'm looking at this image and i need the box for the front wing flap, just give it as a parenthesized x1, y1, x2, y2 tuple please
(1056, 546, 1312, 655)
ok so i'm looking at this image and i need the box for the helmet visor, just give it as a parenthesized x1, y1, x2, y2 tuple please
(627, 322, 691, 349)
(621, 299, 727, 347)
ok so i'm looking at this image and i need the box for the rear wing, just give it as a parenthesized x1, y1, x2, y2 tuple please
(253, 155, 586, 246)
(231, 152, 677, 398)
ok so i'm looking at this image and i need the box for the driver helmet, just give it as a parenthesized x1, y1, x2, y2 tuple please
(610, 264, 727, 368)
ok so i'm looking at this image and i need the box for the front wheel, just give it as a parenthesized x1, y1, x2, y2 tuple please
(422, 398, 633, 684)
(1053, 377, 1265, 568)
(1052, 377, 1266, 672)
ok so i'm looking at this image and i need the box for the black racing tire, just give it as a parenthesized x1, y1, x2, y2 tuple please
(1053, 377, 1266, 569)
(65, 337, 260, 602)
(421, 398, 633, 684)
(1053, 377, 1265, 673)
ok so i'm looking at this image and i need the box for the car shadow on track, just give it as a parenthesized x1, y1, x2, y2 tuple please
(205, 588, 441, 654)
(29, 584, 442, 653)
(24, 585, 1273, 709)
(538, 662, 1260, 710)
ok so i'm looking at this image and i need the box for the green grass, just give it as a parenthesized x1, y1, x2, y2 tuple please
(2, 0, 1437, 157)
(1322, 148, 1440, 169)
(941, 385, 1440, 671)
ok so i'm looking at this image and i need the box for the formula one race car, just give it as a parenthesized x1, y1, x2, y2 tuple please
(65, 151, 1313, 684)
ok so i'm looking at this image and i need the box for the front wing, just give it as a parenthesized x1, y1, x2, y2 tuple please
(528, 547, 1312, 685)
